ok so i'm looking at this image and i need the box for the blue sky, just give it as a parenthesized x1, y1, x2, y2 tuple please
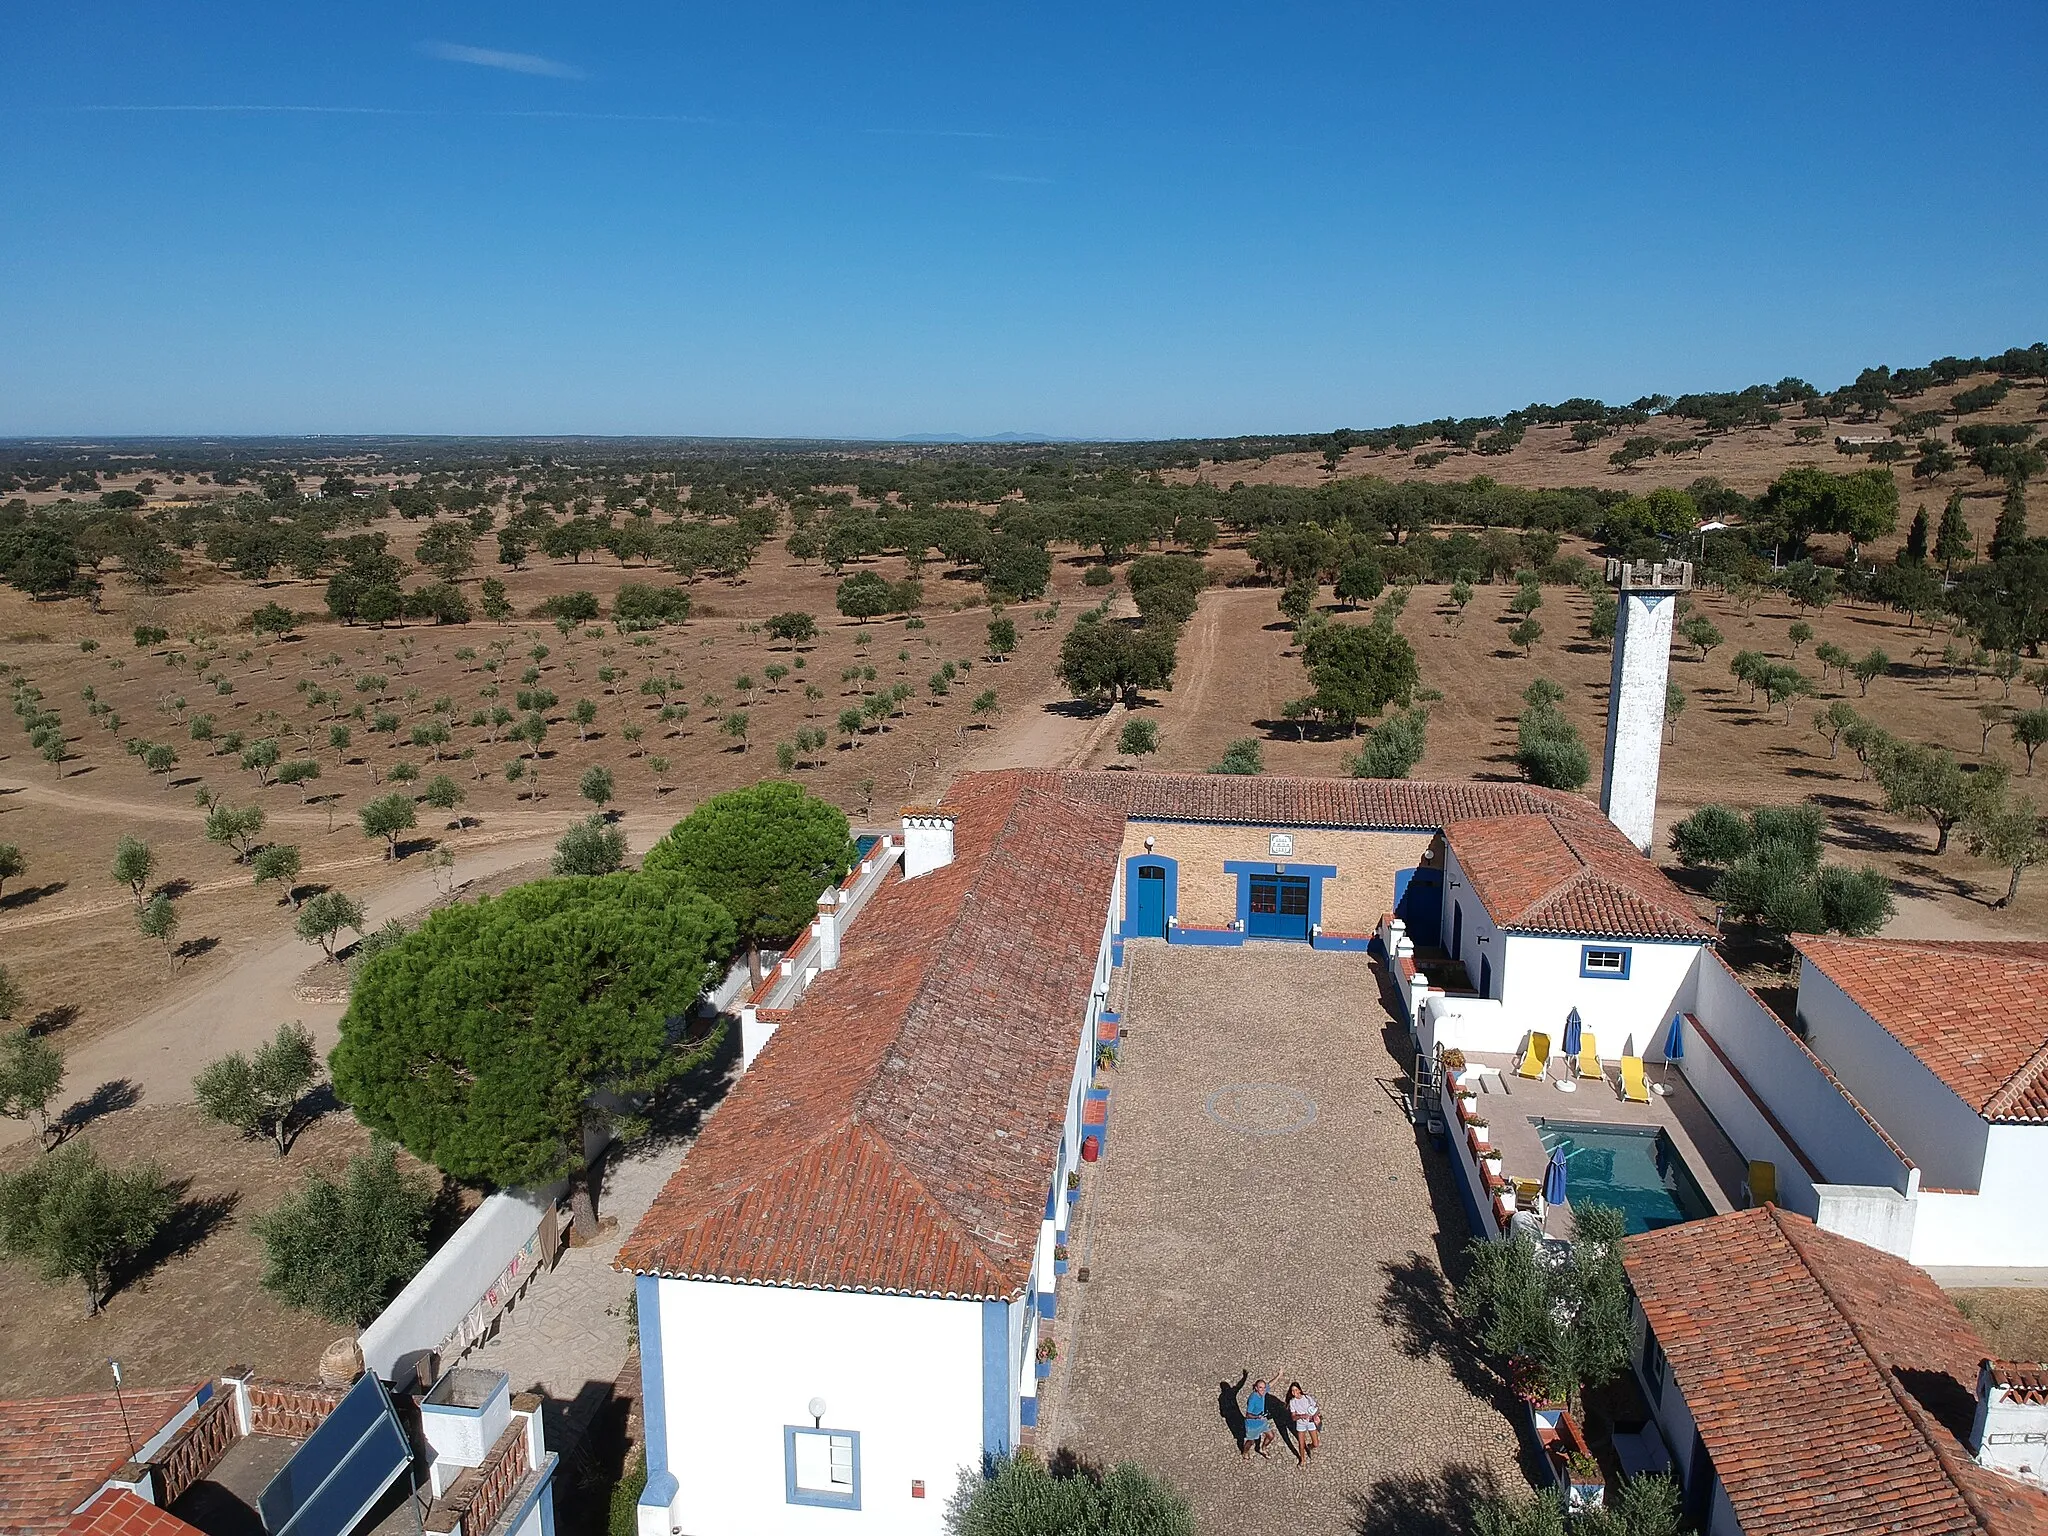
(3, 3, 2044, 439)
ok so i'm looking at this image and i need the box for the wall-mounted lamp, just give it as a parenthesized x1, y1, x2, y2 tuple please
(1144, 836, 1156, 852)
(808, 1396, 828, 1428)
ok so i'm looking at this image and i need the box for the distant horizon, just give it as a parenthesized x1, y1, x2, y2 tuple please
(3, 3, 2045, 438)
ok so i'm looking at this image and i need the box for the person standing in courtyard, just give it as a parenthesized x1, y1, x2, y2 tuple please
(1286, 1381, 1320, 1465)
(1240, 1376, 1276, 1460)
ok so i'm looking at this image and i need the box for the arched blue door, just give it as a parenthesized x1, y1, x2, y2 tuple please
(1128, 864, 1167, 937)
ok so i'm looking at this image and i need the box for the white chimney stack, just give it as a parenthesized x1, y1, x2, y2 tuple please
(1972, 1360, 2048, 1488)
(1599, 558, 1693, 852)
(815, 887, 842, 970)
(901, 809, 956, 880)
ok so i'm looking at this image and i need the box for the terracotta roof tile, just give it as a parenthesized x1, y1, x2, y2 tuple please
(1627, 1207, 2048, 1536)
(1990, 1363, 2048, 1405)
(0, 1389, 198, 1536)
(60, 1492, 206, 1536)
(1034, 771, 1596, 830)
(1445, 813, 1717, 940)
(1794, 938, 2048, 1121)
(619, 772, 1124, 1297)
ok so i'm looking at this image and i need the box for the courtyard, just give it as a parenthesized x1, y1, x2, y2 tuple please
(1041, 943, 1529, 1534)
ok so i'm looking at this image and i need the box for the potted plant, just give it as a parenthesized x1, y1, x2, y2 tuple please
(1469, 1114, 1489, 1148)
(1497, 1181, 1517, 1214)
(1035, 1338, 1057, 1378)
(1095, 1043, 1118, 1075)
(1564, 1449, 1605, 1512)
(1054, 1242, 1070, 1277)
(1483, 1147, 1504, 1179)
(1066, 1170, 1081, 1203)
(1441, 1047, 1467, 1082)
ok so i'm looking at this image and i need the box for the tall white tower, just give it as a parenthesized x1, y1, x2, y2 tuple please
(1599, 558, 1694, 852)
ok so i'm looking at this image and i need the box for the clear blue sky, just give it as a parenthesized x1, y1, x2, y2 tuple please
(3, 3, 2044, 440)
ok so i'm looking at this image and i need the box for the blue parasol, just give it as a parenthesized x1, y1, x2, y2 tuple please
(1664, 1014, 1686, 1064)
(1561, 1007, 1583, 1061)
(1541, 1144, 1569, 1207)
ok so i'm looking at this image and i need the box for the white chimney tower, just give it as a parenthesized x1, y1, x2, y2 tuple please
(901, 808, 956, 879)
(1599, 558, 1693, 852)
(1971, 1360, 2048, 1489)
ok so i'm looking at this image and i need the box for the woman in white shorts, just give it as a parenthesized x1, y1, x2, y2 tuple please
(1286, 1381, 1320, 1465)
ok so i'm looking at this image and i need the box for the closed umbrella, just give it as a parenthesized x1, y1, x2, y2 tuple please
(1541, 1144, 1570, 1209)
(1561, 1008, 1583, 1061)
(1661, 1014, 1686, 1090)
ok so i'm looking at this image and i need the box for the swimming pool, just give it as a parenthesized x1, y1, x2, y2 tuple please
(1534, 1122, 1715, 1234)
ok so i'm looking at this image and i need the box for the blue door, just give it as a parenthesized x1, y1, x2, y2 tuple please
(1246, 875, 1311, 940)
(1396, 868, 1443, 946)
(1128, 864, 1166, 937)
(1452, 902, 1464, 959)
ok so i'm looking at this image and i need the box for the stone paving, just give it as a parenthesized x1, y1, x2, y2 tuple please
(1043, 943, 1528, 1535)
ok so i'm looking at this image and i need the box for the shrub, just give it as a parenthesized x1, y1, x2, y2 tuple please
(554, 815, 628, 877)
(948, 1453, 1195, 1536)
(1209, 738, 1264, 776)
(612, 584, 691, 632)
(1117, 718, 1159, 757)
(538, 590, 601, 624)
(1347, 706, 1429, 779)
(1514, 700, 1590, 790)
(252, 1140, 433, 1326)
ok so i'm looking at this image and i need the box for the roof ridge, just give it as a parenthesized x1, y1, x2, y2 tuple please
(846, 779, 1035, 1133)
(1988, 1034, 2048, 1119)
(1772, 1210, 1997, 1533)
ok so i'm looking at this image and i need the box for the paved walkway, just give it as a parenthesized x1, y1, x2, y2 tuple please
(1043, 943, 1526, 1534)
(463, 1135, 686, 1452)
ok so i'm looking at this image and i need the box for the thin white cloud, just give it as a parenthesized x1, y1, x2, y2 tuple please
(419, 41, 585, 80)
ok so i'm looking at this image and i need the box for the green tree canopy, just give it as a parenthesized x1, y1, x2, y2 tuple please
(1301, 618, 1420, 731)
(642, 783, 854, 975)
(948, 1454, 1195, 1536)
(0, 1142, 174, 1314)
(253, 1140, 433, 1326)
(332, 871, 734, 1228)
(1057, 616, 1180, 707)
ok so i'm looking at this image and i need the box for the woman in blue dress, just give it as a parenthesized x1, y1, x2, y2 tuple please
(1240, 1377, 1276, 1459)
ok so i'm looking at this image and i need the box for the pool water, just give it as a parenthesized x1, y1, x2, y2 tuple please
(1535, 1122, 1715, 1233)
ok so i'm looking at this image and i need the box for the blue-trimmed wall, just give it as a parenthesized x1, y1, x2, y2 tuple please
(981, 1300, 1012, 1459)
(636, 1273, 679, 1513)
(1118, 854, 1180, 939)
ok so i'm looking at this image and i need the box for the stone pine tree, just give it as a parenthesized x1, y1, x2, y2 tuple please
(331, 871, 735, 1237)
(641, 783, 855, 984)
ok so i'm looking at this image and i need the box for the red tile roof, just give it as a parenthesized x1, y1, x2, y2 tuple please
(1990, 1363, 2048, 1406)
(0, 1389, 197, 1536)
(1034, 771, 1594, 830)
(1627, 1207, 2048, 1536)
(619, 772, 1125, 1297)
(1793, 938, 2048, 1121)
(60, 1492, 205, 1536)
(1445, 813, 1717, 940)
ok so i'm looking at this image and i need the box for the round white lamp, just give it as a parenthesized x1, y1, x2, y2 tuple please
(808, 1397, 828, 1428)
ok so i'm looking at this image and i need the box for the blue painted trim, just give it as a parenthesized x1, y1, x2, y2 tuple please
(496, 1452, 559, 1536)
(1121, 854, 1180, 938)
(1579, 944, 1633, 980)
(1038, 1291, 1056, 1321)
(1311, 932, 1373, 951)
(1222, 861, 1340, 876)
(1019, 1397, 1039, 1428)
(784, 1425, 862, 1510)
(981, 1300, 1011, 1458)
(1168, 925, 1243, 946)
(635, 1274, 679, 1509)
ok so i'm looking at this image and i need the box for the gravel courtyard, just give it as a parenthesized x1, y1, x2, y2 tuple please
(1042, 943, 1528, 1535)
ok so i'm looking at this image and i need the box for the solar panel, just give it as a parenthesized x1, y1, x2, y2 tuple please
(258, 1373, 413, 1536)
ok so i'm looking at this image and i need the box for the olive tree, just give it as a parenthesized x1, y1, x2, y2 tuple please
(0, 1027, 64, 1146)
(193, 1021, 321, 1156)
(0, 1142, 175, 1314)
(252, 1140, 432, 1325)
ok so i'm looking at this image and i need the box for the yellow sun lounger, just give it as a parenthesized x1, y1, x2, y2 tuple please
(1746, 1160, 1778, 1208)
(1619, 1054, 1651, 1104)
(1516, 1032, 1551, 1081)
(1576, 1031, 1601, 1080)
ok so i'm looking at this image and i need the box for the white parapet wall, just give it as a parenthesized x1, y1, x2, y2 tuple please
(360, 1190, 557, 1385)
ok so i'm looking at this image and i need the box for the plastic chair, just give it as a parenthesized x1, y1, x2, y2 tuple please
(1746, 1160, 1778, 1207)
(1516, 1032, 1551, 1081)
(1619, 1055, 1650, 1104)
(1575, 1031, 1601, 1081)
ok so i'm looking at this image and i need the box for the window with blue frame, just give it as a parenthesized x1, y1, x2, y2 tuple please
(786, 1426, 860, 1509)
(1580, 945, 1632, 980)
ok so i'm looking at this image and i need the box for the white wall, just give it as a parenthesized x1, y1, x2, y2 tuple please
(1794, 958, 1990, 1193)
(1600, 588, 1679, 851)
(1499, 933, 1698, 1063)
(361, 1190, 553, 1383)
(1692, 954, 1916, 1196)
(1911, 1126, 2048, 1267)
(646, 1280, 989, 1536)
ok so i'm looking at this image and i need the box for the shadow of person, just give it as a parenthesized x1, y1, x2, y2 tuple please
(1218, 1369, 1248, 1448)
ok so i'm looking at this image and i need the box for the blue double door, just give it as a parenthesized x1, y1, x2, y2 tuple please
(1246, 874, 1311, 940)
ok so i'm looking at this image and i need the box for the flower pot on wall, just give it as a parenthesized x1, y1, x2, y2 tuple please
(1471, 1123, 1489, 1148)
